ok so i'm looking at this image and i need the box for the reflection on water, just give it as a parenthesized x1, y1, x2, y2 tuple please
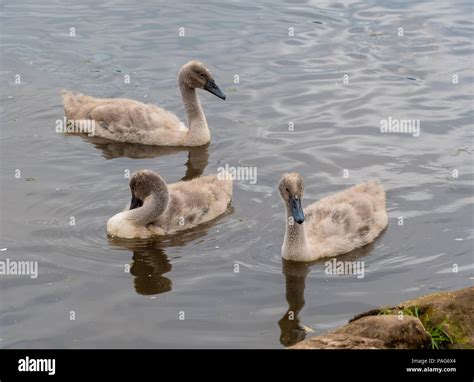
(278, 241, 379, 347)
(108, 207, 233, 295)
(278, 260, 311, 347)
(131, 248, 172, 295)
(80, 135, 210, 180)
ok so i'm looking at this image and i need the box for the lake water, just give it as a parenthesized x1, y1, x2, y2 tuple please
(1, 0, 472, 348)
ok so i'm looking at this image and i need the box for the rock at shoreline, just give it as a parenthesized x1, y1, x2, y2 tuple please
(290, 333, 385, 349)
(291, 286, 473, 349)
(333, 315, 431, 349)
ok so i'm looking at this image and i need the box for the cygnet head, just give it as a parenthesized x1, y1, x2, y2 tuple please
(129, 170, 169, 210)
(179, 60, 226, 100)
(279, 173, 305, 224)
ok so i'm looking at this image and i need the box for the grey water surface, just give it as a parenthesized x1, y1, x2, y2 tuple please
(0, 0, 472, 348)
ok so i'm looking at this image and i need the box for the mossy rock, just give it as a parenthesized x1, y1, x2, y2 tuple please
(333, 315, 431, 349)
(292, 287, 473, 349)
(351, 287, 474, 349)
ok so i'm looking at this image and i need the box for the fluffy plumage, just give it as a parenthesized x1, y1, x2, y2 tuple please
(279, 173, 388, 262)
(61, 61, 225, 146)
(107, 170, 233, 239)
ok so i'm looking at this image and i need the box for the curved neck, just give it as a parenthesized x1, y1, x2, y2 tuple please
(179, 82, 210, 144)
(127, 194, 168, 226)
(283, 205, 308, 258)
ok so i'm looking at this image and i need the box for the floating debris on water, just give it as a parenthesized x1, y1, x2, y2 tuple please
(451, 147, 470, 156)
(369, 31, 384, 38)
(301, 324, 315, 333)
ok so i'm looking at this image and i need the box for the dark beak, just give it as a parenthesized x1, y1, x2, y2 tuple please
(129, 194, 143, 210)
(204, 79, 226, 100)
(290, 196, 304, 224)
